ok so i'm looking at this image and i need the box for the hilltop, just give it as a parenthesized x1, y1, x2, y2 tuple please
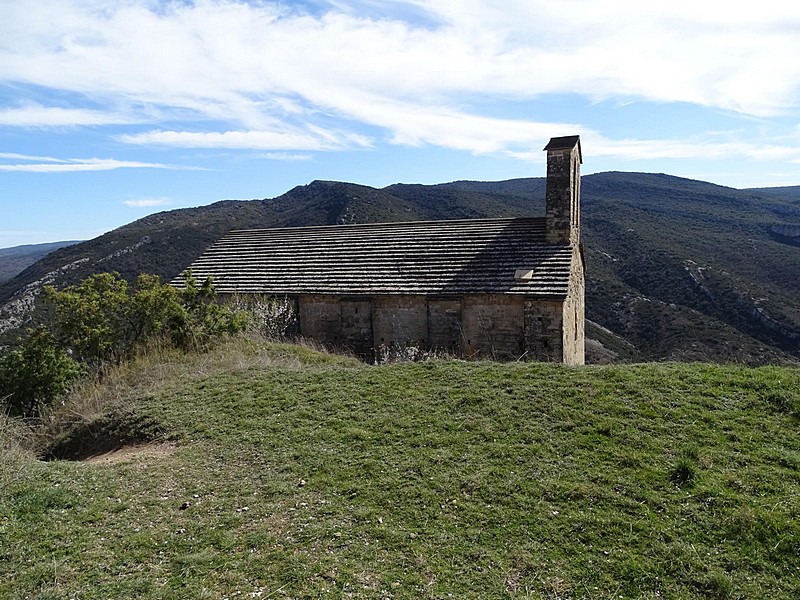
(2, 340, 799, 598)
(1, 172, 799, 364)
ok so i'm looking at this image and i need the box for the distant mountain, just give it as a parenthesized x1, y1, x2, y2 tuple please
(0, 241, 81, 285)
(1, 173, 798, 365)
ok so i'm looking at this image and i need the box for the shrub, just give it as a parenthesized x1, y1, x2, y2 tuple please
(45, 272, 184, 366)
(169, 271, 248, 350)
(2, 272, 245, 420)
(44, 271, 246, 362)
(0, 327, 82, 418)
(230, 294, 299, 339)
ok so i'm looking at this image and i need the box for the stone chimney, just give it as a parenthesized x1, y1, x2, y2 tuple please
(544, 135, 582, 246)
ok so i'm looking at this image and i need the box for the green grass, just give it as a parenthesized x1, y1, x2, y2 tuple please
(2, 340, 799, 598)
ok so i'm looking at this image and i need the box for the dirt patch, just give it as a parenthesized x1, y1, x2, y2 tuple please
(44, 410, 164, 461)
(83, 442, 177, 465)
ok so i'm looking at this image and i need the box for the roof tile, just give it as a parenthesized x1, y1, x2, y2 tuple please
(175, 217, 574, 298)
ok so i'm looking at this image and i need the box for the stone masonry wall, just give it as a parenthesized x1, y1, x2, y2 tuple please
(297, 293, 567, 362)
(523, 299, 564, 362)
(298, 295, 342, 345)
(427, 299, 463, 354)
(545, 144, 581, 246)
(341, 299, 374, 360)
(461, 294, 526, 359)
(372, 296, 428, 359)
(560, 247, 585, 365)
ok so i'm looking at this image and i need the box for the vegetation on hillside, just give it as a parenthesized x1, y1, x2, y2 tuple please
(0, 327, 82, 418)
(0, 272, 244, 420)
(1, 339, 798, 599)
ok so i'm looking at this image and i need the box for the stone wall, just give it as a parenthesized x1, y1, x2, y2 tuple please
(298, 295, 342, 345)
(427, 299, 463, 354)
(296, 293, 573, 362)
(341, 299, 374, 359)
(560, 247, 585, 365)
(524, 299, 564, 362)
(461, 294, 525, 359)
(545, 140, 581, 246)
(372, 296, 428, 360)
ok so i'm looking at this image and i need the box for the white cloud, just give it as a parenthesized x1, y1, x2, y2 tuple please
(118, 128, 372, 151)
(588, 138, 800, 163)
(123, 197, 174, 208)
(0, 102, 135, 126)
(1, 0, 799, 159)
(0, 152, 70, 162)
(0, 157, 200, 172)
(496, 128, 800, 169)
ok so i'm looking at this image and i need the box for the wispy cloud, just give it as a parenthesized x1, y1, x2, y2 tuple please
(123, 197, 174, 208)
(117, 128, 372, 151)
(0, 103, 135, 127)
(506, 131, 800, 164)
(0, 152, 70, 162)
(0, 155, 204, 172)
(1, 1, 798, 151)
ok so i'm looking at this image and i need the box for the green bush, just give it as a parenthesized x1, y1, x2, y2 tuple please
(1, 272, 245, 419)
(0, 327, 82, 418)
(45, 271, 245, 364)
(44, 272, 184, 366)
(169, 271, 247, 350)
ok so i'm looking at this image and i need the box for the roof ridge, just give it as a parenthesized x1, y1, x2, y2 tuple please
(227, 216, 545, 235)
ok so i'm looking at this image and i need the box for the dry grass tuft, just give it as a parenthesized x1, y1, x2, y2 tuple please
(0, 412, 36, 486)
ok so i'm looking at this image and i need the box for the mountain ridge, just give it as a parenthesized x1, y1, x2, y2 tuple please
(0, 240, 82, 285)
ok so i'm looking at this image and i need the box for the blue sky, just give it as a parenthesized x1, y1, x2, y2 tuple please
(2, 0, 800, 248)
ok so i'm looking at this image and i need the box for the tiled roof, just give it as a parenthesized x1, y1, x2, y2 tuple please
(176, 217, 574, 297)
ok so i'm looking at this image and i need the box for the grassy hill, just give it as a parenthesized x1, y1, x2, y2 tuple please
(1, 172, 799, 363)
(2, 340, 799, 598)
